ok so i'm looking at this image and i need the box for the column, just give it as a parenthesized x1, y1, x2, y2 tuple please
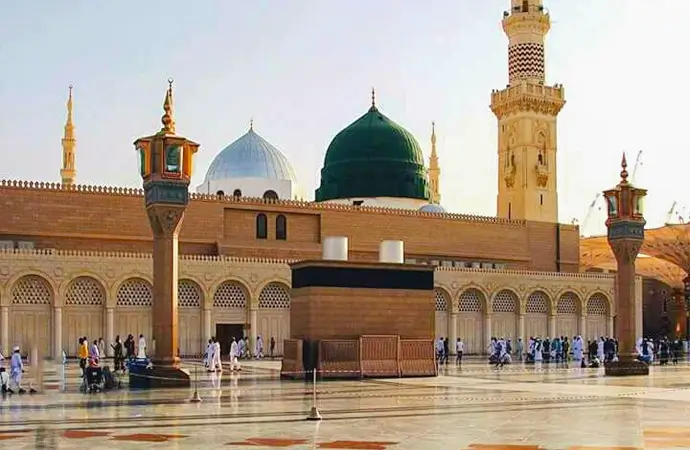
(106, 307, 115, 357)
(1, 306, 8, 356)
(53, 306, 63, 360)
(548, 314, 556, 338)
(203, 308, 212, 341)
(579, 315, 587, 339)
(484, 314, 492, 354)
(608, 316, 614, 338)
(518, 314, 525, 343)
(250, 307, 258, 352)
(449, 313, 458, 355)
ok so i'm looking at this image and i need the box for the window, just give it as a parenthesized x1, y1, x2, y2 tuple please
(256, 214, 267, 239)
(540, 194, 543, 206)
(233, 189, 242, 197)
(263, 190, 279, 200)
(276, 215, 287, 240)
(508, 202, 512, 219)
(216, 190, 225, 197)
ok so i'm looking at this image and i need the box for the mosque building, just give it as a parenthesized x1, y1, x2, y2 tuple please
(0, 0, 628, 360)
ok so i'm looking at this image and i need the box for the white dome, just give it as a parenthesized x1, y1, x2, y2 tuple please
(419, 203, 446, 213)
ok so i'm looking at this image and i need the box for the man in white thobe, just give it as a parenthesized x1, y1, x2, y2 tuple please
(229, 338, 240, 371)
(137, 334, 147, 359)
(238, 338, 246, 359)
(255, 335, 264, 359)
(573, 336, 583, 361)
(204, 339, 213, 369)
(213, 339, 222, 371)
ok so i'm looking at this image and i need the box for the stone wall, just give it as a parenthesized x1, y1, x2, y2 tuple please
(0, 181, 579, 271)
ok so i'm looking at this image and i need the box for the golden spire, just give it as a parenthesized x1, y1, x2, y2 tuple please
(160, 78, 176, 134)
(620, 152, 629, 184)
(61, 85, 76, 187)
(428, 121, 441, 204)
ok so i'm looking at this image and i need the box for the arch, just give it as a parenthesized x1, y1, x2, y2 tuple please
(213, 280, 248, 309)
(263, 190, 279, 200)
(216, 190, 225, 197)
(525, 290, 550, 314)
(232, 189, 242, 197)
(276, 214, 287, 240)
(116, 277, 153, 307)
(434, 288, 449, 312)
(258, 282, 290, 309)
(492, 288, 518, 313)
(65, 276, 106, 306)
(586, 292, 610, 316)
(556, 291, 581, 315)
(178, 279, 202, 308)
(256, 213, 268, 239)
(11, 274, 54, 305)
(457, 288, 486, 313)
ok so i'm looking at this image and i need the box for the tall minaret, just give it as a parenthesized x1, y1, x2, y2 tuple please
(60, 85, 76, 187)
(428, 122, 441, 204)
(490, 0, 565, 223)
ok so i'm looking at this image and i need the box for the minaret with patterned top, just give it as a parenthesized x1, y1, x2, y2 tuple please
(60, 85, 76, 187)
(491, 0, 566, 223)
(428, 122, 441, 205)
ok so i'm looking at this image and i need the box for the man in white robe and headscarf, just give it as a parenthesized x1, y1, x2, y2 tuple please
(137, 334, 147, 359)
(229, 337, 240, 371)
(255, 335, 264, 359)
(204, 339, 213, 370)
(573, 336, 583, 361)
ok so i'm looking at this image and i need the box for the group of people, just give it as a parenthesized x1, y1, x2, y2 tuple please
(636, 337, 684, 365)
(76, 334, 147, 376)
(204, 335, 275, 372)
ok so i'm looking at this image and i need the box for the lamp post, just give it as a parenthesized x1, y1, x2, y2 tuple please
(603, 153, 649, 376)
(132, 79, 199, 387)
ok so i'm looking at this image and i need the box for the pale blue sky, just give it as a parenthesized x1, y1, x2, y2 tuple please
(1, 1, 688, 235)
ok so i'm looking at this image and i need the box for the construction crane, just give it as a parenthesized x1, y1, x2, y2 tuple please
(631, 150, 643, 183)
(580, 193, 603, 236)
(664, 201, 687, 224)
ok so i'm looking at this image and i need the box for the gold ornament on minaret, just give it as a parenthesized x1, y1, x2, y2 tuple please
(428, 121, 441, 204)
(491, 0, 566, 222)
(60, 85, 76, 187)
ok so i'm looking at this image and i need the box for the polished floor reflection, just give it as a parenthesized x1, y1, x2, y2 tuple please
(1, 358, 690, 449)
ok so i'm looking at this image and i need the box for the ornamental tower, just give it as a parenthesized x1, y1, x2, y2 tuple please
(491, 0, 565, 222)
(428, 122, 441, 204)
(60, 85, 76, 187)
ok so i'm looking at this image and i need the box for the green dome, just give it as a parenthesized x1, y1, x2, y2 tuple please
(315, 103, 430, 202)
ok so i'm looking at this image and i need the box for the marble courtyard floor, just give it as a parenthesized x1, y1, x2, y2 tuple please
(2, 359, 690, 449)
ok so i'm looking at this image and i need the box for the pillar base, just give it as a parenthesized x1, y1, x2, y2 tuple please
(129, 358, 191, 389)
(604, 359, 649, 377)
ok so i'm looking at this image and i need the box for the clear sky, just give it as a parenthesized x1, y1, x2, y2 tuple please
(1, 1, 688, 236)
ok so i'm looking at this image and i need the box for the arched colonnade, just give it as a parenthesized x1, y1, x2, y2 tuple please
(434, 286, 613, 354)
(0, 274, 291, 359)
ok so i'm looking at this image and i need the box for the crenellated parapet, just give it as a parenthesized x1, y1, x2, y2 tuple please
(0, 178, 529, 226)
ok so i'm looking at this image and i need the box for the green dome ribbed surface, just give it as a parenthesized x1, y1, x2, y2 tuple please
(315, 105, 429, 202)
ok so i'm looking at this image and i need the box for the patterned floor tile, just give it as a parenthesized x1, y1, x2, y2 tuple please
(466, 445, 542, 450)
(227, 437, 309, 447)
(111, 433, 188, 442)
(317, 441, 398, 449)
(62, 430, 112, 439)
